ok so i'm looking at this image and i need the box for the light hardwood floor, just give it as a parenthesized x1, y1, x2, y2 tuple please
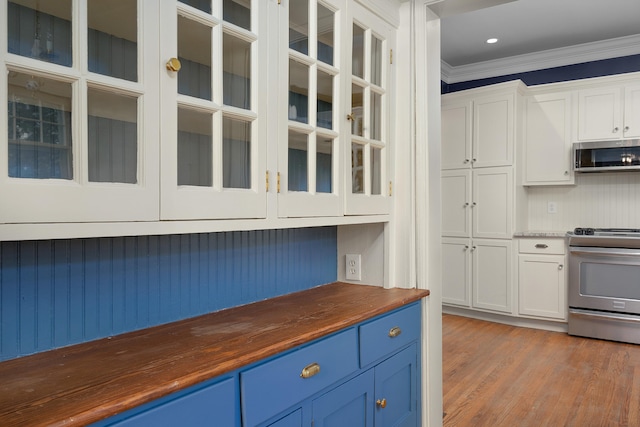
(443, 314, 640, 427)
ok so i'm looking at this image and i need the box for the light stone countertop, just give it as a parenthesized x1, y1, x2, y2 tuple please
(513, 231, 569, 238)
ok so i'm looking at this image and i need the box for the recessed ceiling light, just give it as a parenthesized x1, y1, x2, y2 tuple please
(486, 38, 499, 44)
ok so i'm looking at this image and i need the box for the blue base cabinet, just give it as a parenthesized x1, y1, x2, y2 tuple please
(94, 376, 239, 426)
(249, 303, 422, 427)
(94, 302, 421, 427)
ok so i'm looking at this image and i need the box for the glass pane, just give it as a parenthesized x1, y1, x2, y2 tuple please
(7, 0, 72, 67)
(351, 84, 363, 136)
(7, 72, 72, 179)
(289, 60, 309, 124)
(371, 35, 382, 86)
(178, 109, 212, 187)
(224, 0, 250, 31)
(317, 138, 333, 193)
(352, 24, 364, 78)
(371, 146, 381, 195)
(179, 0, 211, 13)
(88, 89, 138, 184)
(223, 117, 251, 189)
(88, 0, 137, 81)
(371, 92, 382, 140)
(317, 4, 334, 65)
(317, 71, 333, 129)
(289, 0, 308, 55)
(178, 16, 212, 100)
(288, 130, 308, 192)
(223, 33, 251, 109)
(351, 143, 364, 194)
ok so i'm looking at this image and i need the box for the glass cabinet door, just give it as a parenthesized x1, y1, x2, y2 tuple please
(345, 2, 394, 215)
(277, 0, 345, 218)
(160, 0, 267, 220)
(1, 0, 160, 223)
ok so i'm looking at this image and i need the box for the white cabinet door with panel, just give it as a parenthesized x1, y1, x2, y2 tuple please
(442, 167, 513, 239)
(472, 238, 512, 314)
(576, 84, 640, 142)
(344, 2, 395, 216)
(159, 0, 267, 220)
(277, 0, 346, 218)
(2, 0, 160, 223)
(472, 92, 514, 168)
(624, 84, 640, 139)
(441, 170, 471, 237)
(472, 167, 512, 239)
(441, 237, 471, 307)
(517, 238, 566, 321)
(441, 101, 472, 170)
(523, 92, 573, 185)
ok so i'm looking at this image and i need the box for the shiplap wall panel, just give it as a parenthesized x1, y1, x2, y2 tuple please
(0, 228, 337, 361)
(527, 173, 640, 231)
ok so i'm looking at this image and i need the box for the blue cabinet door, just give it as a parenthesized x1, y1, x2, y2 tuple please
(373, 344, 418, 427)
(312, 370, 375, 427)
(267, 408, 303, 427)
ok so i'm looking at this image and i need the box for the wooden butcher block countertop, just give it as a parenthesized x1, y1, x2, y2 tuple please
(0, 282, 429, 427)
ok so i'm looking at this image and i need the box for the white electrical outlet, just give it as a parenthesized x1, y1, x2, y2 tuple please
(345, 254, 362, 281)
(547, 201, 558, 214)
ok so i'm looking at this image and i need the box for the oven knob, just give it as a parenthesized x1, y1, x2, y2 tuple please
(574, 228, 584, 235)
(585, 228, 595, 235)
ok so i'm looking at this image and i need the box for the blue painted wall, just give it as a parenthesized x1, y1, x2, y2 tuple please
(0, 227, 337, 361)
(442, 53, 640, 93)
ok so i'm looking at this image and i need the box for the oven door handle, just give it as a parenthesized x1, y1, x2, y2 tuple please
(569, 246, 640, 257)
(570, 308, 640, 325)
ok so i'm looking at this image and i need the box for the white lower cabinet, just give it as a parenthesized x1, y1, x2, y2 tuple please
(442, 237, 512, 314)
(517, 238, 567, 321)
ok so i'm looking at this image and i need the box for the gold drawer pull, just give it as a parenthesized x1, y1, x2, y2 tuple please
(376, 398, 387, 408)
(389, 326, 402, 338)
(300, 362, 321, 379)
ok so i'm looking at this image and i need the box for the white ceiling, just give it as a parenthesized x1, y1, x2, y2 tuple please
(438, 0, 640, 83)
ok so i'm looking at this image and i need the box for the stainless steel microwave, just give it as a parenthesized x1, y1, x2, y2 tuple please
(574, 139, 640, 172)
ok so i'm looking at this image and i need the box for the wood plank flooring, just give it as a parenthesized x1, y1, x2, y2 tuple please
(443, 314, 640, 427)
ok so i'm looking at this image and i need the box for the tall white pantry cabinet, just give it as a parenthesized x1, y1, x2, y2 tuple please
(441, 81, 527, 315)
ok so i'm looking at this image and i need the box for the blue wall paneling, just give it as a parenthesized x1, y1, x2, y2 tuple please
(0, 227, 338, 361)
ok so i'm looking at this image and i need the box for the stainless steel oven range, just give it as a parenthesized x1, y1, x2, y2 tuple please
(568, 228, 640, 344)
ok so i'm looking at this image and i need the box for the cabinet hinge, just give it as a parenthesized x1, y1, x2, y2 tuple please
(390, 49, 393, 65)
(277, 172, 281, 193)
(266, 170, 270, 192)
(389, 181, 393, 196)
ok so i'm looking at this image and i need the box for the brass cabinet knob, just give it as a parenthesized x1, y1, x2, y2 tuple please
(376, 398, 387, 408)
(300, 362, 321, 379)
(166, 57, 182, 72)
(388, 326, 402, 338)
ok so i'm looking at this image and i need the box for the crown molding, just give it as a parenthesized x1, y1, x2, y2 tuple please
(441, 34, 640, 84)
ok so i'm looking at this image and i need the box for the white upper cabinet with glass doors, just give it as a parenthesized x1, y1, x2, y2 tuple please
(277, 0, 345, 218)
(345, 2, 394, 216)
(159, 0, 267, 220)
(1, 0, 160, 223)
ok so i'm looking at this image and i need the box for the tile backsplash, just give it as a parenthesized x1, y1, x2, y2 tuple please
(527, 172, 640, 231)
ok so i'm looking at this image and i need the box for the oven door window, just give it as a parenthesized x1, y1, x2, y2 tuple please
(580, 261, 640, 300)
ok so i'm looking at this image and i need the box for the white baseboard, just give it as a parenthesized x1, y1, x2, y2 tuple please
(443, 305, 568, 334)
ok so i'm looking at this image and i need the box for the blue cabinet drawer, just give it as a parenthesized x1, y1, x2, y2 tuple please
(359, 302, 421, 367)
(97, 377, 237, 426)
(241, 328, 358, 427)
